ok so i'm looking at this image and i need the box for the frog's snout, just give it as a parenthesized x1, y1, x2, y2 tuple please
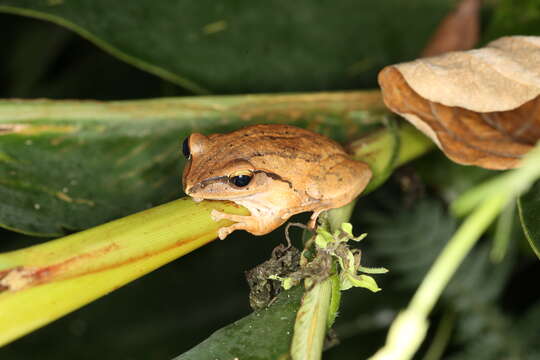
(184, 184, 195, 196)
(184, 185, 204, 203)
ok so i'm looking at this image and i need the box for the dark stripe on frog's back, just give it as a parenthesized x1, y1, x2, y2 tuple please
(253, 170, 293, 189)
(234, 124, 342, 146)
(224, 129, 346, 163)
(195, 124, 346, 182)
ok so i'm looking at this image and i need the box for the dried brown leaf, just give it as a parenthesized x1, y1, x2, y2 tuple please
(422, 0, 481, 57)
(378, 36, 540, 169)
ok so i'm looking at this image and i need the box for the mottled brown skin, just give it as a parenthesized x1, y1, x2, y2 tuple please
(182, 124, 371, 239)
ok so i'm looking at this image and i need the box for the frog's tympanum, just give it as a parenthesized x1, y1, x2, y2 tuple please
(182, 124, 371, 239)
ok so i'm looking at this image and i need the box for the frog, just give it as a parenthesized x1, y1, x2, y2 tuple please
(181, 124, 371, 240)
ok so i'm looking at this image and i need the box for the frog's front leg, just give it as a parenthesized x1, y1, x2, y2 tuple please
(210, 210, 285, 240)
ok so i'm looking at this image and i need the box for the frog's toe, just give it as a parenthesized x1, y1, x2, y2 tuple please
(307, 210, 323, 229)
(217, 226, 232, 240)
(217, 222, 249, 240)
(211, 210, 251, 223)
(211, 209, 226, 221)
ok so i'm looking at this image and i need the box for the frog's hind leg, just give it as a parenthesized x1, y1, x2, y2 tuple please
(305, 156, 372, 228)
(310, 156, 372, 210)
(307, 209, 324, 229)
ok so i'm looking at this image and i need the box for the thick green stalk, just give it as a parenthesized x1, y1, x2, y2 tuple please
(290, 206, 350, 360)
(0, 199, 248, 346)
(352, 122, 435, 193)
(291, 278, 333, 360)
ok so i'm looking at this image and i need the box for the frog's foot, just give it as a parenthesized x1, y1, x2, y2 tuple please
(211, 209, 248, 223)
(210, 210, 251, 240)
(211, 210, 285, 239)
(216, 222, 250, 240)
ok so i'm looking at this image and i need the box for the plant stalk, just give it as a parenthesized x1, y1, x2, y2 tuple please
(369, 194, 507, 360)
(0, 199, 248, 346)
(290, 202, 353, 360)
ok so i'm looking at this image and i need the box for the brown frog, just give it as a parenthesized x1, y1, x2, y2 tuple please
(182, 124, 371, 239)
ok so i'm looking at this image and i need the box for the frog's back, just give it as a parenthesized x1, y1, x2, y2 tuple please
(211, 124, 348, 166)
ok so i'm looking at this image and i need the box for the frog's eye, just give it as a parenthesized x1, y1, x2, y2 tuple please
(229, 170, 253, 188)
(182, 136, 191, 159)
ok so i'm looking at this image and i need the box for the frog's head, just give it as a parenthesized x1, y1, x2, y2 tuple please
(181, 132, 277, 201)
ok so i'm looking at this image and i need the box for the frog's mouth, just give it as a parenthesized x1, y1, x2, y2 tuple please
(184, 175, 229, 197)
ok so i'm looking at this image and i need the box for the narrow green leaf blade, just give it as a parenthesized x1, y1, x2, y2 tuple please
(518, 180, 540, 259)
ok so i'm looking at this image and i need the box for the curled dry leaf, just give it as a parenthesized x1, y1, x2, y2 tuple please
(378, 36, 540, 169)
(421, 0, 481, 57)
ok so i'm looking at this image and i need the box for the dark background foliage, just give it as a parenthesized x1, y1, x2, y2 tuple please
(1, 1, 540, 359)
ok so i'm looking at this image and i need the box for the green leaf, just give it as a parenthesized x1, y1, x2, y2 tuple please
(316, 226, 336, 247)
(518, 180, 540, 259)
(0, 1, 452, 94)
(341, 222, 353, 236)
(340, 273, 381, 292)
(269, 275, 295, 290)
(314, 234, 329, 249)
(0, 92, 386, 236)
(349, 233, 368, 242)
(4, 20, 71, 98)
(174, 286, 303, 360)
(345, 250, 356, 271)
(485, 0, 540, 41)
(357, 266, 389, 274)
(338, 222, 367, 242)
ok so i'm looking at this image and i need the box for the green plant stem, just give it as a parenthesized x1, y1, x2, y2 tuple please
(0, 198, 248, 347)
(491, 200, 515, 262)
(370, 142, 540, 360)
(394, 123, 436, 167)
(291, 278, 333, 360)
(369, 194, 507, 360)
(352, 122, 435, 193)
(421, 310, 456, 360)
(290, 203, 354, 360)
(410, 194, 507, 312)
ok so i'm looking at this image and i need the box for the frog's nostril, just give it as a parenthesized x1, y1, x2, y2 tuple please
(185, 183, 201, 195)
